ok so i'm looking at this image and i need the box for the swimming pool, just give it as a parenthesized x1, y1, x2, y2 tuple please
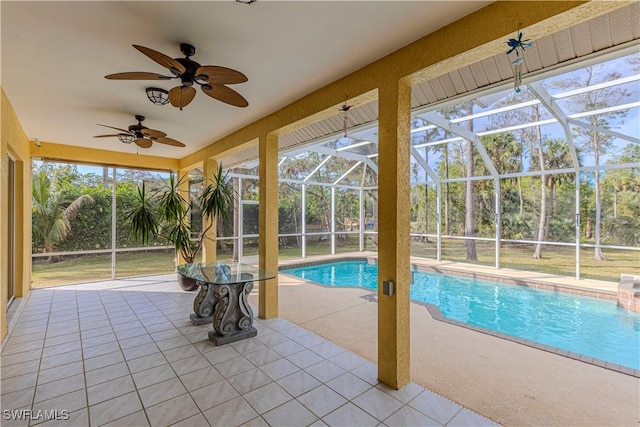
(281, 260, 640, 371)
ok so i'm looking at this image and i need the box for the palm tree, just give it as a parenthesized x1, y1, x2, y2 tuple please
(542, 139, 576, 240)
(32, 169, 94, 262)
(477, 132, 522, 226)
(126, 165, 234, 265)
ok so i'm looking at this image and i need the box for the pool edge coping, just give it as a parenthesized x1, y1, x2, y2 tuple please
(278, 256, 640, 379)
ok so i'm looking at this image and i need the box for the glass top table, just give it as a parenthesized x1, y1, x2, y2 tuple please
(177, 262, 275, 285)
(177, 262, 276, 345)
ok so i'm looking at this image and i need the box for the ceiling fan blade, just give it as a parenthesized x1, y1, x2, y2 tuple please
(133, 45, 186, 75)
(93, 134, 122, 138)
(97, 124, 131, 133)
(135, 138, 153, 149)
(202, 84, 248, 108)
(141, 128, 166, 138)
(169, 86, 196, 108)
(196, 66, 248, 84)
(105, 72, 173, 80)
(156, 137, 185, 147)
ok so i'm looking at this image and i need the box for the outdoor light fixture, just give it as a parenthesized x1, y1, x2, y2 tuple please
(337, 103, 354, 145)
(146, 87, 170, 106)
(118, 134, 136, 144)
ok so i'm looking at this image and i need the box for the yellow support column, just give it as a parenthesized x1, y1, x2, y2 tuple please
(202, 158, 217, 263)
(0, 126, 7, 340)
(377, 79, 411, 389)
(258, 133, 279, 319)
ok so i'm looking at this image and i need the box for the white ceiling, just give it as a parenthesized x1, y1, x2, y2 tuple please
(1, 1, 491, 159)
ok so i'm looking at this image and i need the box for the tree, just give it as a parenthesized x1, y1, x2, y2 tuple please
(529, 105, 547, 259)
(542, 139, 575, 241)
(476, 132, 523, 235)
(434, 106, 462, 235)
(486, 93, 554, 258)
(411, 117, 436, 242)
(600, 144, 640, 245)
(464, 100, 477, 261)
(487, 93, 536, 216)
(126, 166, 234, 265)
(552, 65, 630, 260)
(32, 168, 94, 262)
(278, 182, 303, 248)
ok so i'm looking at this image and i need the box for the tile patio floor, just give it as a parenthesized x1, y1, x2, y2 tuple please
(1, 274, 496, 427)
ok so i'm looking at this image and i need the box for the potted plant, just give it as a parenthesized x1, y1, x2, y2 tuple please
(126, 164, 234, 291)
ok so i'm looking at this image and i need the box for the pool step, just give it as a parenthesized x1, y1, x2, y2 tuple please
(617, 274, 640, 312)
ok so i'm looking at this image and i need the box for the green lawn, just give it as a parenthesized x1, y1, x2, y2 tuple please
(31, 237, 637, 288)
(32, 250, 175, 288)
(410, 239, 639, 282)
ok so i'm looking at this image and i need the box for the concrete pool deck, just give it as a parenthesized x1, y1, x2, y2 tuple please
(263, 253, 640, 426)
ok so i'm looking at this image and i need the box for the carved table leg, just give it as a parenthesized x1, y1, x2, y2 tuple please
(208, 279, 256, 345)
(190, 281, 216, 325)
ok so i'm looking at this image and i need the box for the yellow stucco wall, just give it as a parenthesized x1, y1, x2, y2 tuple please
(1, 93, 180, 343)
(1, 0, 629, 381)
(1, 89, 31, 341)
(258, 133, 279, 319)
(377, 79, 413, 388)
(31, 142, 180, 172)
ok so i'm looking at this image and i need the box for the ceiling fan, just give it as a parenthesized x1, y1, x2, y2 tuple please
(105, 43, 248, 109)
(94, 115, 185, 149)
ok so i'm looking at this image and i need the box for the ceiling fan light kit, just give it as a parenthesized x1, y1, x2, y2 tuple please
(145, 87, 170, 105)
(105, 43, 249, 110)
(118, 134, 136, 144)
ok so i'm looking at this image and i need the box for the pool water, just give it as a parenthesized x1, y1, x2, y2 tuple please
(282, 261, 640, 370)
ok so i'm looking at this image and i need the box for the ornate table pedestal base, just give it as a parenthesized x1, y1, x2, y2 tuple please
(208, 279, 256, 346)
(190, 281, 215, 325)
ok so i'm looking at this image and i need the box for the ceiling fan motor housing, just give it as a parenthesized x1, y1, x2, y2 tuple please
(128, 115, 148, 136)
(175, 58, 201, 86)
(180, 43, 196, 57)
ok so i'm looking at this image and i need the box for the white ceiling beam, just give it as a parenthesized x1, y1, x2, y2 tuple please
(414, 136, 464, 148)
(422, 112, 499, 179)
(413, 73, 639, 129)
(552, 74, 640, 99)
(304, 145, 379, 174)
(528, 81, 581, 171)
(303, 156, 332, 182)
(361, 164, 368, 187)
(569, 101, 640, 119)
(334, 162, 362, 185)
(411, 148, 440, 184)
(567, 118, 640, 145)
